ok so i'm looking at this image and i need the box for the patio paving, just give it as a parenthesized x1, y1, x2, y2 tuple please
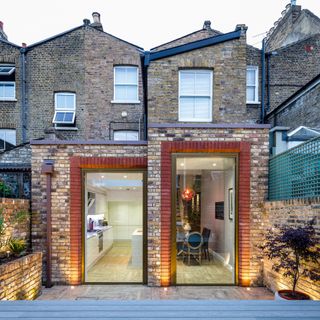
(37, 285, 274, 300)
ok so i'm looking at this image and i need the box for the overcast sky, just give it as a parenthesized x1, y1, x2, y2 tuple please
(1, 0, 319, 50)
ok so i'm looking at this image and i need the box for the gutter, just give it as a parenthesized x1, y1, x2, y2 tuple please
(41, 160, 54, 288)
(261, 38, 266, 123)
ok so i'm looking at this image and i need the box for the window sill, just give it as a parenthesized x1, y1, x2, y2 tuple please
(54, 127, 79, 131)
(178, 119, 212, 122)
(0, 98, 17, 102)
(246, 101, 261, 105)
(111, 100, 141, 104)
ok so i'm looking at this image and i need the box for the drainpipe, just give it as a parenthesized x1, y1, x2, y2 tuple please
(41, 160, 54, 288)
(143, 52, 150, 141)
(261, 38, 266, 124)
(266, 53, 271, 114)
(20, 47, 27, 143)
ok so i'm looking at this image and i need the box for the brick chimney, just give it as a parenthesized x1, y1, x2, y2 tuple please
(0, 21, 8, 41)
(90, 12, 103, 31)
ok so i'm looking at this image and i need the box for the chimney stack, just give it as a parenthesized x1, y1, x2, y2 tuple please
(203, 20, 212, 31)
(0, 21, 8, 41)
(91, 12, 103, 31)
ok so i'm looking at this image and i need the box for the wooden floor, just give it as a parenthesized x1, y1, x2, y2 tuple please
(0, 300, 320, 319)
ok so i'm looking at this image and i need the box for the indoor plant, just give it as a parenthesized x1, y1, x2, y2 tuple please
(260, 220, 320, 300)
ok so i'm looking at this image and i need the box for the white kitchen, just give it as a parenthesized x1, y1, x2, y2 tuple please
(84, 172, 144, 283)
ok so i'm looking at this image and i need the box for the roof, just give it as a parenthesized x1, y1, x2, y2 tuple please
(145, 28, 242, 66)
(150, 28, 222, 52)
(266, 72, 320, 118)
(287, 126, 320, 141)
(0, 38, 21, 49)
(26, 24, 143, 51)
(0, 163, 31, 171)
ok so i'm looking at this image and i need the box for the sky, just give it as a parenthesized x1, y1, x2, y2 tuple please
(1, 0, 320, 50)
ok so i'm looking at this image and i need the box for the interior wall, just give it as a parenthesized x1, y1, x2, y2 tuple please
(108, 199, 142, 240)
(201, 171, 224, 253)
(224, 168, 235, 268)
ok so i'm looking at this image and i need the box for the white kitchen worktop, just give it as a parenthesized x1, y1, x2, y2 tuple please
(86, 226, 113, 239)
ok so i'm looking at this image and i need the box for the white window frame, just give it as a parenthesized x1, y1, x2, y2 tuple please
(246, 66, 259, 104)
(178, 69, 213, 122)
(112, 66, 140, 104)
(0, 129, 16, 151)
(113, 130, 139, 141)
(0, 81, 16, 101)
(52, 92, 76, 127)
(0, 65, 15, 75)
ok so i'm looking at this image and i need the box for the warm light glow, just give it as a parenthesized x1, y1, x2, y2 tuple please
(71, 286, 75, 290)
(181, 188, 195, 201)
(101, 175, 104, 178)
(164, 287, 168, 291)
(180, 163, 185, 167)
(124, 175, 128, 179)
(212, 163, 217, 167)
(246, 287, 251, 291)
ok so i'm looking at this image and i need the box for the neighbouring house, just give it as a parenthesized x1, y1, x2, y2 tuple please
(0, 3, 318, 293)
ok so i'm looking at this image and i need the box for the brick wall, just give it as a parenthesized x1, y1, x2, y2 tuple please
(147, 32, 261, 125)
(0, 252, 42, 300)
(0, 42, 22, 144)
(0, 144, 31, 165)
(267, 83, 320, 129)
(0, 198, 30, 246)
(147, 125, 269, 286)
(31, 142, 147, 284)
(263, 198, 320, 300)
(266, 33, 320, 113)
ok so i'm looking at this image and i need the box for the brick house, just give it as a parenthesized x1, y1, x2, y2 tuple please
(0, 3, 317, 289)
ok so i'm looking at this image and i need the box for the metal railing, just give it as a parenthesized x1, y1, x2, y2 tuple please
(269, 136, 320, 201)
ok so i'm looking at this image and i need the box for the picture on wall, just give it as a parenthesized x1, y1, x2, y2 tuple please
(228, 188, 234, 220)
(215, 201, 224, 220)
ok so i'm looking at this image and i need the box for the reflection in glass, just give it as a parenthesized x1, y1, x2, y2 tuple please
(175, 156, 236, 284)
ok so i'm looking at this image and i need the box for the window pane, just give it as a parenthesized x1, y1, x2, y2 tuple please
(180, 72, 195, 95)
(64, 112, 74, 122)
(247, 87, 255, 101)
(115, 68, 126, 83)
(126, 85, 138, 100)
(114, 85, 126, 100)
(126, 131, 139, 140)
(180, 97, 195, 119)
(195, 72, 211, 95)
(126, 68, 137, 84)
(55, 112, 65, 122)
(114, 131, 139, 141)
(194, 97, 210, 119)
(0, 83, 15, 98)
(246, 69, 256, 86)
(54, 111, 75, 123)
(56, 93, 75, 109)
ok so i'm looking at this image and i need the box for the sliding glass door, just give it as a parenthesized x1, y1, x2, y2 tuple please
(84, 171, 145, 283)
(174, 155, 236, 285)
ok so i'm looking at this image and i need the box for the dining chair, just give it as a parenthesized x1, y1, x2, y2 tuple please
(183, 231, 203, 265)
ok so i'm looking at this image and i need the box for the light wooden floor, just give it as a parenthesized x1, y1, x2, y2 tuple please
(1, 300, 320, 319)
(177, 255, 233, 284)
(87, 241, 142, 283)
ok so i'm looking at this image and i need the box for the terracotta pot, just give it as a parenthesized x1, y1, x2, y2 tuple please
(275, 290, 310, 300)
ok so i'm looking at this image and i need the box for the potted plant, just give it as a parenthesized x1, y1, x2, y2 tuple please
(260, 220, 320, 300)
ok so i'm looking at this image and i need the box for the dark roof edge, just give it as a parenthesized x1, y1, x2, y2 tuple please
(30, 139, 148, 146)
(0, 38, 21, 49)
(146, 29, 242, 65)
(26, 25, 84, 49)
(25, 25, 144, 51)
(150, 28, 222, 51)
(148, 123, 271, 129)
(266, 73, 320, 118)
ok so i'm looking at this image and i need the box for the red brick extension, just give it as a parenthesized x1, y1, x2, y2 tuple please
(160, 141, 251, 286)
(69, 157, 147, 285)
(69, 141, 250, 286)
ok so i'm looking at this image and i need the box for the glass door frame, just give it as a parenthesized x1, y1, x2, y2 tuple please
(170, 152, 239, 286)
(81, 168, 148, 284)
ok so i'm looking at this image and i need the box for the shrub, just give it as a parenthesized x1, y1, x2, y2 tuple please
(8, 238, 27, 256)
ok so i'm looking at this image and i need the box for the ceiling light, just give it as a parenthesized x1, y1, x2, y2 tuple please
(212, 163, 217, 167)
(180, 163, 185, 167)
(124, 175, 128, 179)
(101, 175, 104, 178)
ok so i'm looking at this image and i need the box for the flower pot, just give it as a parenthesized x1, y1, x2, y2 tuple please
(275, 290, 310, 300)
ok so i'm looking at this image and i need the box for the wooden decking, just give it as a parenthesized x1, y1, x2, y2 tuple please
(0, 300, 320, 319)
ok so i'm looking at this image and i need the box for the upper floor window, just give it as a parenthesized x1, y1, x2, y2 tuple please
(113, 66, 139, 103)
(52, 92, 76, 128)
(0, 64, 15, 101)
(0, 129, 16, 151)
(179, 70, 213, 122)
(113, 130, 139, 141)
(246, 66, 259, 103)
